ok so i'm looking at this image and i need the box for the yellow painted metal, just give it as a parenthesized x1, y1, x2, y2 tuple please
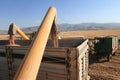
(13, 24, 30, 40)
(14, 6, 57, 80)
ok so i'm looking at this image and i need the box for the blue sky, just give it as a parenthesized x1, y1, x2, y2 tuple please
(0, 0, 120, 30)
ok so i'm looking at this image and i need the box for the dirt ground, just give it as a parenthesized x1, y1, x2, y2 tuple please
(60, 29, 120, 39)
(89, 52, 120, 80)
(60, 30, 120, 80)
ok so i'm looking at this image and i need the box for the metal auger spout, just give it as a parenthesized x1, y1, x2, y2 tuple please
(13, 6, 58, 80)
(8, 23, 30, 46)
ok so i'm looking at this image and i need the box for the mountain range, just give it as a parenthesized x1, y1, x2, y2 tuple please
(1, 23, 120, 34)
(22, 23, 120, 32)
(58, 23, 120, 31)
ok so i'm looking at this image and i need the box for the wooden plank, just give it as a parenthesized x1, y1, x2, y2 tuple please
(0, 40, 9, 45)
(0, 57, 9, 80)
(0, 46, 6, 52)
(40, 62, 67, 74)
(45, 72, 67, 80)
(47, 38, 85, 48)
(68, 48, 77, 59)
(37, 71, 46, 80)
(47, 72, 67, 78)
(12, 46, 29, 55)
(13, 58, 67, 74)
(59, 38, 85, 47)
(0, 40, 31, 46)
(10, 47, 68, 58)
(76, 40, 89, 80)
(44, 48, 68, 58)
(37, 71, 67, 80)
(69, 71, 77, 80)
(12, 46, 29, 50)
(69, 60, 77, 69)
(46, 77, 66, 80)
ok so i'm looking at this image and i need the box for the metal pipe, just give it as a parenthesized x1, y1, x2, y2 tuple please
(7, 23, 29, 46)
(14, 24, 30, 40)
(14, 6, 57, 80)
(51, 18, 59, 48)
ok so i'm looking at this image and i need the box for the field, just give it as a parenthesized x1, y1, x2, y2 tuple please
(1, 29, 120, 40)
(59, 29, 120, 39)
(0, 35, 9, 40)
(0, 34, 21, 40)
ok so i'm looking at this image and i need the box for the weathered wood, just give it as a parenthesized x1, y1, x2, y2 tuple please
(0, 46, 6, 52)
(0, 40, 31, 46)
(47, 38, 84, 47)
(0, 39, 89, 80)
(77, 39, 89, 80)
(40, 62, 66, 74)
(13, 59, 67, 74)
(44, 48, 68, 58)
(0, 57, 9, 80)
(50, 18, 59, 48)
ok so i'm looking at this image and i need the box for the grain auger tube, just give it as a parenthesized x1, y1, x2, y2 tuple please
(8, 23, 30, 46)
(13, 6, 58, 80)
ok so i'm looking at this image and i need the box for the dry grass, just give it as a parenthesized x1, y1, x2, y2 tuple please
(60, 29, 120, 39)
(1, 29, 120, 40)
(0, 35, 9, 40)
(0, 34, 21, 40)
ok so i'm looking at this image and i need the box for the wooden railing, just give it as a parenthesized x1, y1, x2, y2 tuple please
(77, 40, 89, 80)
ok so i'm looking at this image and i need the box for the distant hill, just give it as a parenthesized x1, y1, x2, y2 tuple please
(1, 23, 120, 34)
(22, 23, 120, 32)
(0, 30, 7, 34)
(58, 23, 120, 31)
(22, 26, 38, 33)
